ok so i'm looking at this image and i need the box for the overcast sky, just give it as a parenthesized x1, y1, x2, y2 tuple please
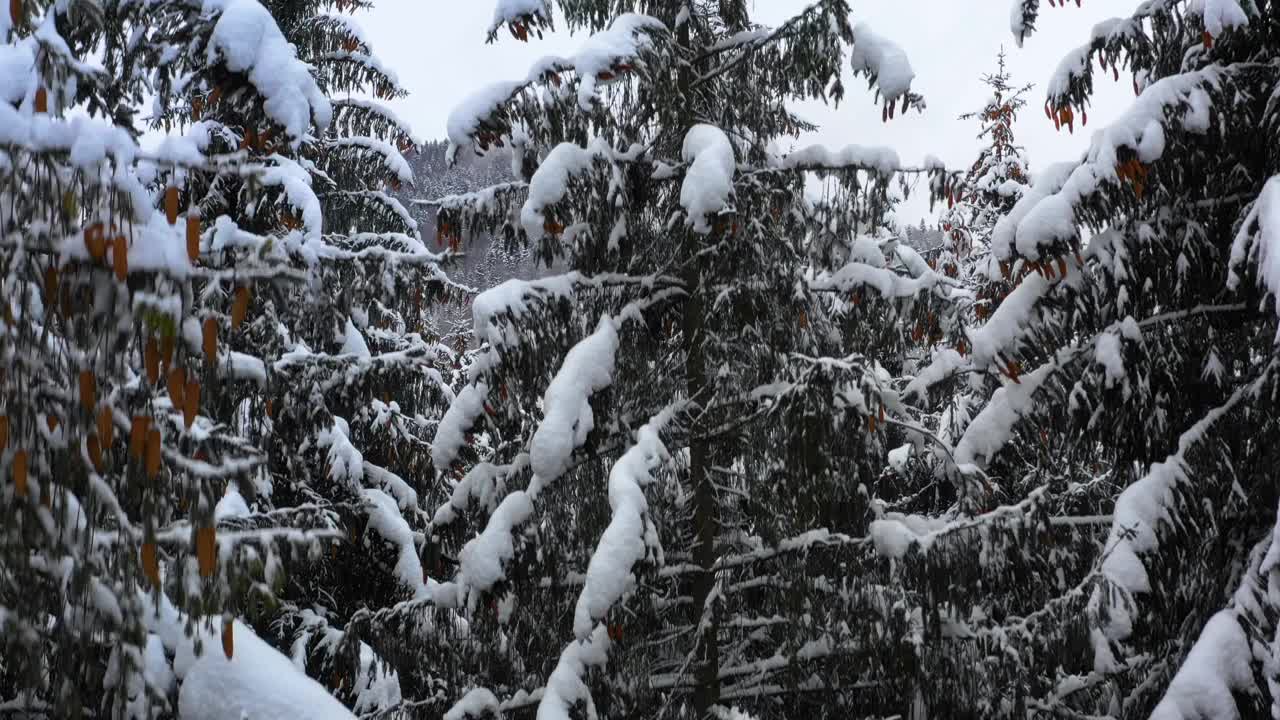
(357, 1, 1141, 223)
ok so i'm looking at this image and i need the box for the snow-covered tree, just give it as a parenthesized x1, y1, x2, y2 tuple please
(420, 2, 972, 718)
(1, 0, 460, 716)
(915, 54, 1036, 460)
(882, 1, 1280, 716)
(146, 0, 477, 714)
(937, 50, 1031, 284)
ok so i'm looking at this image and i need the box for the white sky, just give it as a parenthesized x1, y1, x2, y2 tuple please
(358, 1, 1142, 223)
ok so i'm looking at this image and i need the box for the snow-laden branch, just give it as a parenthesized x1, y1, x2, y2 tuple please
(1149, 501, 1278, 719)
(530, 317, 620, 482)
(204, 0, 332, 142)
(447, 14, 667, 160)
(521, 138, 611, 241)
(329, 136, 414, 185)
(430, 273, 682, 474)
(571, 406, 677, 638)
(994, 66, 1223, 261)
(1228, 175, 1280, 337)
(849, 23, 915, 102)
(535, 625, 612, 720)
(680, 124, 736, 234)
(1094, 360, 1276, 664)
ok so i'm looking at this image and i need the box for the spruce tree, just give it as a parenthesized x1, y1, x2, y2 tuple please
(885, 1, 1280, 716)
(147, 0, 470, 714)
(1, 0, 455, 716)
(921, 53, 1034, 455)
(423, 2, 968, 718)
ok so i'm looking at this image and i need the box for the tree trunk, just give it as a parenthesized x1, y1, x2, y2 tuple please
(677, 14, 720, 717)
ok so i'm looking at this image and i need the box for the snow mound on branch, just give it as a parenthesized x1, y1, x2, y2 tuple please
(203, 0, 331, 143)
(536, 625, 612, 720)
(782, 144, 900, 175)
(487, 0, 552, 35)
(1149, 612, 1254, 720)
(446, 80, 524, 163)
(178, 619, 355, 720)
(966, 271, 1051, 367)
(531, 317, 619, 483)
(456, 490, 534, 596)
(446, 687, 500, 720)
(1229, 176, 1280, 337)
(340, 317, 371, 357)
(849, 23, 915, 100)
(256, 155, 323, 237)
(450, 14, 662, 158)
(565, 13, 665, 111)
(1009, 70, 1219, 260)
(214, 486, 250, 521)
(432, 382, 488, 472)
(573, 409, 672, 638)
(1187, 0, 1251, 38)
(362, 488, 426, 597)
(521, 140, 609, 241)
(953, 363, 1053, 472)
(681, 124, 735, 234)
(331, 137, 413, 185)
(0, 40, 35, 106)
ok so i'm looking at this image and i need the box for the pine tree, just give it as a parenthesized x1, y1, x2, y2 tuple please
(422, 3, 970, 718)
(886, 1, 1280, 716)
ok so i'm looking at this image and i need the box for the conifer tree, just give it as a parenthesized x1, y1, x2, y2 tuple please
(422, 2, 969, 718)
(146, 0, 472, 714)
(882, 1, 1280, 716)
(921, 54, 1034, 452)
(1, 0, 456, 716)
(937, 51, 1031, 286)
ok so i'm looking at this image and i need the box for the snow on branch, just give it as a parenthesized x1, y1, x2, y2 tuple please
(447, 14, 667, 160)
(1009, 0, 1041, 47)
(1030, 69, 1218, 260)
(953, 362, 1054, 473)
(521, 138, 611, 241)
(422, 181, 529, 213)
(432, 273, 680, 474)
(563, 14, 666, 111)
(486, 0, 554, 42)
(572, 406, 676, 638)
(681, 124, 736, 234)
(1096, 361, 1276, 658)
(1228, 176, 1280, 337)
(1187, 0, 1252, 38)
(869, 486, 1051, 560)
(530, 317, 620, 483)
(809, 255, 954, 301)
(175, 615, 356, 719)
(1003, 67, 1221, 261)
(966, 269, 1054, 367)
(452, 490, 535, 601)
(431, 382, 489, 473)
(432, 455, 530, 527)
(535, 625, 612, 720)
(362, 488, 427, 599)
(849, 23, 915, 102)
(329, 136, 414, 186)
(1149, 505, 1278, 719)
(331, 98, 417, 144)
(204, 0, 332, 143)
(780, 144, 901, 176)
